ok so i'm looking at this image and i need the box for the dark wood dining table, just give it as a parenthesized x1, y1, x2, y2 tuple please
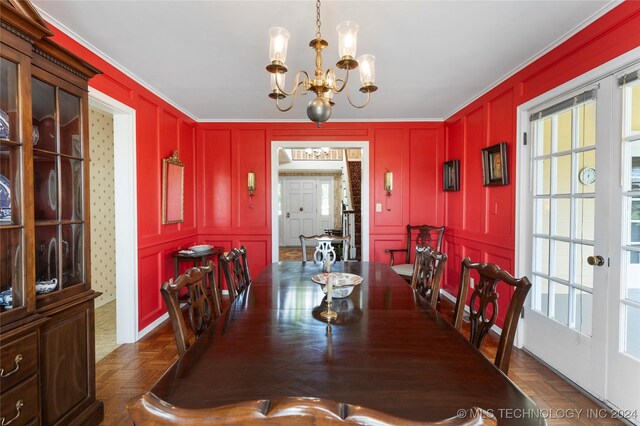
(129, 262, 544, 425)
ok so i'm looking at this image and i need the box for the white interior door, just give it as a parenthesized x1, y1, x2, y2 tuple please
(284, 178, 316, 246)
(607, 66, 640, 418)
(521, 61, 640, 421)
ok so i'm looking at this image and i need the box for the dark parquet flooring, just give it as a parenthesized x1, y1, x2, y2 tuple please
(97, 288, 622, 425)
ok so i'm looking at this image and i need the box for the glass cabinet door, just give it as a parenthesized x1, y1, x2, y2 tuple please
(0, 56, 24, 313)
(32, 77, 85, 296)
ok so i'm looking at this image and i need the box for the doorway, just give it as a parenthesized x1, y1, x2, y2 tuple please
(89, 88, 138, 347)
(271, 141, 369, 262)
(517, 50, 640, 418)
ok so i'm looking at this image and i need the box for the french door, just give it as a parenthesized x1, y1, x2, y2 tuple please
(522, 61, 640, 420)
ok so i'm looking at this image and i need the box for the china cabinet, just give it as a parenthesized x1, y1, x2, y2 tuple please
(0, 0, 103, 424)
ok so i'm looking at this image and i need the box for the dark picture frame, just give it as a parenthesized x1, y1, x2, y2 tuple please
(482, 142, 509, 186)
(162, 150, 185, 224)
(443, 160, 460, 191)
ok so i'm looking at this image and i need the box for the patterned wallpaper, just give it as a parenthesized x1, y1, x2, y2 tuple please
(89, 107, 116, 307)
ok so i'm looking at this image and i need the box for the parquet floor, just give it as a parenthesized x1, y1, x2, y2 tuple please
(97, 294, 622, 425)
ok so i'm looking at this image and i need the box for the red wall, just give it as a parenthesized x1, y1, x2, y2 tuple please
(47, 0, 640, 332)
(442, 2, 640, 327)
(196, 122, 445, 280)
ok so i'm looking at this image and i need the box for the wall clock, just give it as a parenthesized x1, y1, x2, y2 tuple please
(579, 167, 596, 185)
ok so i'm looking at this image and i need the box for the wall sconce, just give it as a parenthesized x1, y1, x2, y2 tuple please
(248, 171, 256, 208)
(384, 170, 393, 211)
(384, 170, 393, 196)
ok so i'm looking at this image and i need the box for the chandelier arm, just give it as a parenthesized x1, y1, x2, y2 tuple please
(275, 80, 306, 112)
(275, 71, 311, 97)
(345, 85, 371, 109)
(331, 67, 351, 94)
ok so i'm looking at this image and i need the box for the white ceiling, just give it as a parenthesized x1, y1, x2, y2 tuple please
(33, 0, 617, 122)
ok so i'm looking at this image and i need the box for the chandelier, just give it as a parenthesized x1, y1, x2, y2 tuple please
(266, 0, 378, 127)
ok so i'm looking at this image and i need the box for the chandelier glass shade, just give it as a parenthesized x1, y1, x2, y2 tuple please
(266, 0, 378, 127)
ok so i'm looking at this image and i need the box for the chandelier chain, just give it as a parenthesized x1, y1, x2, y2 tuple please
(316, 0, 322, 39)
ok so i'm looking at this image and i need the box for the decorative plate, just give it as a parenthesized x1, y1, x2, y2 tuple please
(32, 124, 39, 145)
(0, 289, 12, 308)
(189, 244, 213, 253)
(0, 109, 9, 140)
(311, 272, 363, 287)
(0, 174, 10, 220)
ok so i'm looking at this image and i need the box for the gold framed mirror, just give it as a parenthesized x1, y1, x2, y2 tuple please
(162, 150, 184, 224)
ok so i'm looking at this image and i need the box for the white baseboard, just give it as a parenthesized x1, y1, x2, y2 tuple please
(94, 296, 116, 309)
(138, 313, 168, 339)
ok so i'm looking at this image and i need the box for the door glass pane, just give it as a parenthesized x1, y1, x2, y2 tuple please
(535, 198, 550, 234)
(33, 153, 57, 221)
(555, 155, 571, 194)
(631, 85, 640, 133)
(0, 143, 21, 225)
(32, 78, 57, 153)
(575, 198, 595, 241)
(624, 251, 640, 304)
(574, 244, 594, 289)
(533, 275, 549, 315)
(577, 149, 596, 194)
(0, 57, 19, 141)
(554, 198, 571, 238)
(574, 289, 592, 335)
(59, 90, 81, 157)
(35, 225, 59, 284)
(557, 110, 572, 152)
(535, 118, 552, 156)
(0, 228, 23, 312)
(626, 140, 640, 191)
(534, 237, 549, 274)
(624, 304, 640, 359)
(553, 282, 570, 325)
(61, 224, 83, 287)
(553, 240, 570, 281)
(576, 101, 596, 148)
(60, 158, 83, 220)
(535, 159, 551, 195)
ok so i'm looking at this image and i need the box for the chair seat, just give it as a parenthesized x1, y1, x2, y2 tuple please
(391, 263, 413, 277)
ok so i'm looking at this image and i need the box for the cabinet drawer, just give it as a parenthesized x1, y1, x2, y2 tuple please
(0, 333, 38, 392)
(0, 375, 39, 426)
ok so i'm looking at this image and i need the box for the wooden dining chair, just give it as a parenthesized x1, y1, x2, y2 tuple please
(200, 260, 222, 319)
(160, 267, 215, 356)
(300, 234, 350, 264)
(385, 225, 445, 281)
(220, 248, 250, 303)
(238, 245, 252, 287)
(410, 246, 447, 309)
(452, 257, 532, 374)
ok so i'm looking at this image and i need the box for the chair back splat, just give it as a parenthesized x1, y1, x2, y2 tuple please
(161, 267, 215, 356)
(452, 257, 532, 374)
(200, 260, 222, 319)
(299, 234, 351, 264)
(411, 246, 447, 309)
(220, 248, 250, 303)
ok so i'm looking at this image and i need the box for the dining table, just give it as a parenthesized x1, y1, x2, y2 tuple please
(128, 261, 545, 425)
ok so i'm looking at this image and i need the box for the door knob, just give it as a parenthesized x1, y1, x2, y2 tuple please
(299, 207, 304, 212)
(286, 212, 290, 218)
(587, 255, 605, 266)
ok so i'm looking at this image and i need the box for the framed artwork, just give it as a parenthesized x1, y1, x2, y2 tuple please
(443, 160, 459, 191)
(482, 142, 509, 186)
(162, 150, 184, 224)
